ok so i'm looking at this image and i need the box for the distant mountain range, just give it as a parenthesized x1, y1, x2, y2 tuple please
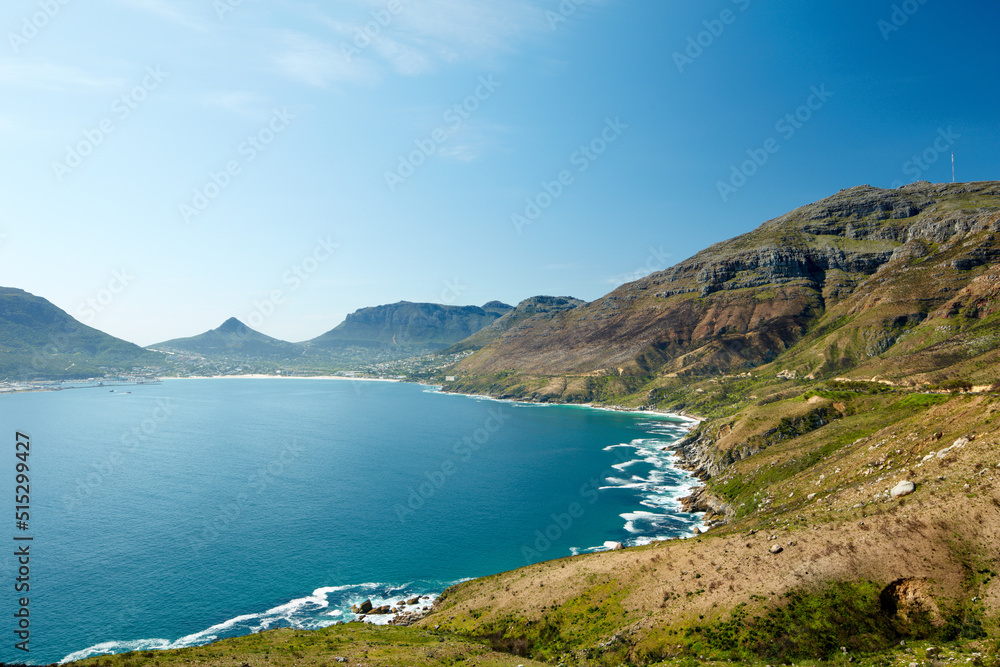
(148, 301, 518, 364)
(0, 295, 540, 379)
(5, 181, 1000, 390)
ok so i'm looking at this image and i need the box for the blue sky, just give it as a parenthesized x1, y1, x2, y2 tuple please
(0, 0, 997, 346)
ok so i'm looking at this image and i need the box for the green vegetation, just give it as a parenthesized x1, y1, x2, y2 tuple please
(474, 582, 630, 663)
(664, 581, 989, 663)
(65, 624, 549, 667)
(0, 287, 165, 380)
(641, 582, 901, 662)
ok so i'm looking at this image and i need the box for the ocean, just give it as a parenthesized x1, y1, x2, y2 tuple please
(0, 378, 702, 664)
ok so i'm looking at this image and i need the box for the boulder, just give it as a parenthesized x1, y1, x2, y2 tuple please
(611, 542, 624, 550)
(769, 544, 783, 554)
(890, 480, 916, 498)
(407, 597, 421, 605)
(879, 578, 943, 625)
(357, 599, 373, 614)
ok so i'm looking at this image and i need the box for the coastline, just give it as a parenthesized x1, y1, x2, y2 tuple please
(435, 386, 704, 425)
(163, 374, 403, 382)
(44, 376, 709, 663)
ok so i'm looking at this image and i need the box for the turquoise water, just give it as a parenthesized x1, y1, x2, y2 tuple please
(0, 378, 701, 664)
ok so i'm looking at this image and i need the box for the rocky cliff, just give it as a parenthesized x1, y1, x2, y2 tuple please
(450, 182, 1000, 398)
(308, 300, 512, 350)
(443, 295, 584, 353)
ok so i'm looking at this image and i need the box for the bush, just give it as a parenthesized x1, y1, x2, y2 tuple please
(691, 582, 902, 662)
(939, 378, 973, 392)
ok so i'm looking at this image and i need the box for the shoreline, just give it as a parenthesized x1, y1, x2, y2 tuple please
(4, 373, 706, 424)
(435, 386, 704, 425)
(47, 377, 708, 663)
(163, 374, 402, 382)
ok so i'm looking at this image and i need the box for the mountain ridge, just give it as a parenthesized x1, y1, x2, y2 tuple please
(446, 181, 1000, 401)
(306, 300, 513, 350)
(150, 317, 303, 359)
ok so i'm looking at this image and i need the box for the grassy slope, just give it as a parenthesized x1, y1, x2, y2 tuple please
(64, 624, 549, 667)
(420, 388, 1000, 665)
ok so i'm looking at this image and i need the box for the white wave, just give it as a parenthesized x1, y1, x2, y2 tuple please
(60, 581, 447, 664)
(611, 458, 645, 471)
(589, 425, 708, 551)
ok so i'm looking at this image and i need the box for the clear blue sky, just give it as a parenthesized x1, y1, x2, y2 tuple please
(1, 0, 997, 346)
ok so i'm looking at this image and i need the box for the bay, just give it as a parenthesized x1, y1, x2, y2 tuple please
(0, 378, 702, 664)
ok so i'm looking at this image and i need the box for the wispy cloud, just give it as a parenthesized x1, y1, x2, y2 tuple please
(389, 0, 545, 62)
(438, 143, 484, 162)
(289, 0, 547, 85)
(0, 60, 124, 90)
(110, 0, 208, 31)
(371, 35, 435, 76)
(273, 31, 380, 88)
(202, 90, 271, 117)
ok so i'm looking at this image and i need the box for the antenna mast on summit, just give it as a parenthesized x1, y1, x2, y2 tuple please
(952, 152, 955, 183)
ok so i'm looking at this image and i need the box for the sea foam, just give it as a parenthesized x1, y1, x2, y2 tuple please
(60, 581, 446, 664)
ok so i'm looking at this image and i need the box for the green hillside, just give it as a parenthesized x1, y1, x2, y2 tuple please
(0, 287, 165, 380)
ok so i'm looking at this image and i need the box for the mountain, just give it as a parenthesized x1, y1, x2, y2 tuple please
(449, 181, 1000, 401)
(150, 317, 303, 359)
(0, 287, 165, 380)
(307, 301, 512, 350)
(443, 295, 585, 354)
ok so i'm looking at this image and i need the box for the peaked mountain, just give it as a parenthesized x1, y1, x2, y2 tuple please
(0, 287, 164, 380)
(307, 301, 513, 350)
(150, 317, 302, 359)
(451, 181, 1000, 400)
(444, 295, 585, 354)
